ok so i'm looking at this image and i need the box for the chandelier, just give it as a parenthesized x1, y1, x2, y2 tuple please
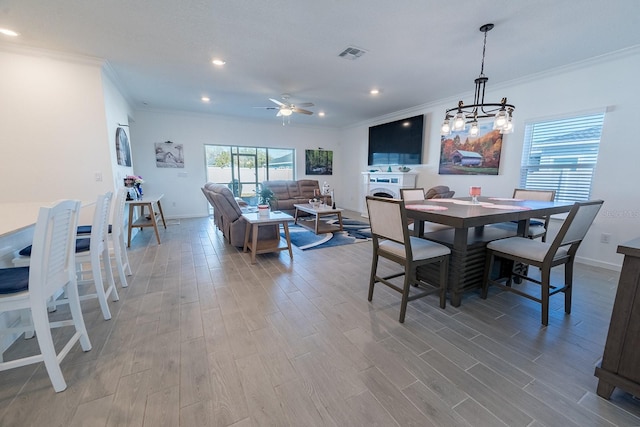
(440, 23, 514, 137)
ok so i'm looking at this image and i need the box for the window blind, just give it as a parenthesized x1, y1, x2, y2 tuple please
(520, 111, 605, 203)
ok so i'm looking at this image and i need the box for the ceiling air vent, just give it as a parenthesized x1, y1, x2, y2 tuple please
(338, 46, 367, 60)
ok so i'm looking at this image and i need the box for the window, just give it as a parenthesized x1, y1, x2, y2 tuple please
(520, 111, 605, 203)
(205, 145, 295, 205)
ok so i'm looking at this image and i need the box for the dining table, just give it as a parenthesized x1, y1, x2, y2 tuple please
(404, 196, 575, 306)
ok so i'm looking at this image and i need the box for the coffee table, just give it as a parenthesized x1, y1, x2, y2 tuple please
(293, 203, 344, 235)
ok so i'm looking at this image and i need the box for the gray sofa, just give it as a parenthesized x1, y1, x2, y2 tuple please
(202, 182, 278, 247)
(262, 179, 332, 215)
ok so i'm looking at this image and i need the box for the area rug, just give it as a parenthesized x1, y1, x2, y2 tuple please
(282, 216, 371, 250)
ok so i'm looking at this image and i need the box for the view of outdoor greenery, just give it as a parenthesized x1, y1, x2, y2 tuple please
(205, 145, 295, 205)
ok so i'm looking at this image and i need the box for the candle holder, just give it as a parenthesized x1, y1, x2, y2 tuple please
(469, 186, 482, 204)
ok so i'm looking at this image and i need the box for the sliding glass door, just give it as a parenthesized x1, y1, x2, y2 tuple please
(205, 145, 295, 207)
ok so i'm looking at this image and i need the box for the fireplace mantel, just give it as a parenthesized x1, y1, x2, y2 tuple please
(361, 171, 418, 215)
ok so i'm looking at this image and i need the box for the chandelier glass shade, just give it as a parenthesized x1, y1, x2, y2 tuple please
(440, 23, 514, 136)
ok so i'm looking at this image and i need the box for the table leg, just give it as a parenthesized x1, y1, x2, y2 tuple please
(149, 203, 161, 244)
(250, 224, 259, 264)
(314, 213, 320, 234)
(294, 208, 299, 225)
(127, 204, 134, 247)
(336, 211, 344, 232)
(282, 222, 293, 259)
(243, 221, 251, 252)
(449, 227, 469, 307)
(156, 200, 167, 229)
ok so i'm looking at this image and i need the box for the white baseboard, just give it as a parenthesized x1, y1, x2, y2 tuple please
(575, 256, 621, 272)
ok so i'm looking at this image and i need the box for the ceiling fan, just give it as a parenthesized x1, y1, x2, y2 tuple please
(254, 94, 314, 122)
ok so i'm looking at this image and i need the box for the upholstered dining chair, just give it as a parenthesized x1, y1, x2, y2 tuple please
(400, 188, 425, 201)
(400, 188, 452, 234)
(0, 200, 92, 392)
(513, 188, 556, 241)
(482, 200, 603, 326)
(14, 192, 119, 320)
(365, 196, 450, 322)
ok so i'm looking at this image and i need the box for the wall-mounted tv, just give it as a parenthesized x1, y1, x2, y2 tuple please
(368, 114, 424, 166)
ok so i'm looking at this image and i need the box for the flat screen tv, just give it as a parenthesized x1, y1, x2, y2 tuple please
(367, 114, 424, 166)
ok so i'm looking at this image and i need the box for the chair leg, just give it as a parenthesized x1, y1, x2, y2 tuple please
(481, 252, 494, 299)
(65, 281, 92, 352)
(86, 251, 112, 320)
(564, 259, 574, 314)
(102, 247, 119, 303)
(368, 251, 379, 302)
(541, 267, 551, 326)
(398, 269, 412, 323)
(31, 303, 67, 392)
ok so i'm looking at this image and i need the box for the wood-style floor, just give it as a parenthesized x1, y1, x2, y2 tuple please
(1, 216, 639, 426)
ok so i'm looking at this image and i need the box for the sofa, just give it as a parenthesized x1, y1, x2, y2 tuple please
(262, 179, 332, 215)
(426, 185, 455, 199)
(201, 183, 278, 247)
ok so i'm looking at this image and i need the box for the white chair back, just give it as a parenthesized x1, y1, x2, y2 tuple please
(30, 200, 81, 301)
(89, 192, 113, 255)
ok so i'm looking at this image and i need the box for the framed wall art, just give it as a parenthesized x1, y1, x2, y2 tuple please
(155, 142, 185, 168)
(438, 124, 502, 175)
(115, 127, 132, 166)
(305, 149, 333, 175)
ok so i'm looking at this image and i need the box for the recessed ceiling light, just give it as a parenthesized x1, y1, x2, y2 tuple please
(0, 28, 19, 37)
(201, 96, 210, 102)
(318, 111, 325, 117)
(212, 59, 226, 66)
(370, 89, 380, 95)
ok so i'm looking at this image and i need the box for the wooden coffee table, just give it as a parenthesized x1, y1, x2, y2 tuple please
(293, 203, 344, 235)
(241, 211, 294, 264)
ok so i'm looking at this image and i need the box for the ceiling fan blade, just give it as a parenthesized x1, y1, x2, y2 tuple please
(276, 110, 282, 117)
(295, 102, 314, 108)
(253, 106, 278, 109)
(269, 98, 285, 106)
(293, 107, 313, 115)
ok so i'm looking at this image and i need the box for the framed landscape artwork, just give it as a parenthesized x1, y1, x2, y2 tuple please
(155, 142, 185, 168)
(305, 149, 333, 175)
(439, 123, 502, 175)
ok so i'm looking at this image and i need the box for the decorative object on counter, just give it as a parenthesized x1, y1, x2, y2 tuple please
(387, 166, 392, 172)
(469, 186, 482, 204)
(398, 166, 411, 172)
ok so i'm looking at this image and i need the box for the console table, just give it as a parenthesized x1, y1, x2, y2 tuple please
(126, 194, 167, 247)
(242, 211, 293, 264)
(595, 238, 640, 399)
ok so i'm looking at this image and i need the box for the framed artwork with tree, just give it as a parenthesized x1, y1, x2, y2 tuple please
(305, 149, 333, 175)
(155, 142, 184, 168)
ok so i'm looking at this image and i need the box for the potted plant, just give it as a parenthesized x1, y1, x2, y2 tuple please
(257, 185, 276, 214)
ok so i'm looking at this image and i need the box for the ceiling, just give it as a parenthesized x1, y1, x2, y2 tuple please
(1, 1, 639, 128)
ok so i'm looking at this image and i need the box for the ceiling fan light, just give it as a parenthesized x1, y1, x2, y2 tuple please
(280, 107, 293, 116)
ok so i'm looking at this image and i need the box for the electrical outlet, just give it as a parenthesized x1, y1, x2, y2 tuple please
(600, 233, 611, 244)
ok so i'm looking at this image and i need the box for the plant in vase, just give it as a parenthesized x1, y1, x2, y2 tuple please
(257, 185, 276, 214)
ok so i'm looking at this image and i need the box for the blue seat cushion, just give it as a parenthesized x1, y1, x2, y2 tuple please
(77, 224, 112, 235)
(0, 267, 30, 294)
(19, 238, 91, 257)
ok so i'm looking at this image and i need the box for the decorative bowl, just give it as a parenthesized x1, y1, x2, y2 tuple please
(398, 166, 411, 172)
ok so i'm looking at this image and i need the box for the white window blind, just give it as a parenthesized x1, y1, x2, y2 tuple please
(520, 111, 605, 203)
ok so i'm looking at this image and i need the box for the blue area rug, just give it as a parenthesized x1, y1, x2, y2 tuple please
(282, 216, 371, 250)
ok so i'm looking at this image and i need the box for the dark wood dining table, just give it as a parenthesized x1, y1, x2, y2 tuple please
(405, 196, 575, 306)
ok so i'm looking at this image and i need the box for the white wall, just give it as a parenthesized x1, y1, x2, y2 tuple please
(129, 110, 342, 218)
(340, 47, 640, 270)
(0, 49, 117, 202)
